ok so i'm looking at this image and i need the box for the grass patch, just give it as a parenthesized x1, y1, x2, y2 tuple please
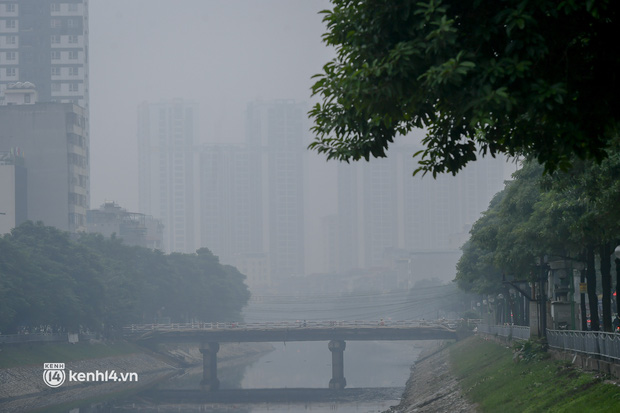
(0, 341, 142, 369)
(450, 336, 620, 412)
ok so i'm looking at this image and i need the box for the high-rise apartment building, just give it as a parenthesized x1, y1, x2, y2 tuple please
(199, 144, 262, 264)
(245, 100, 305, 280)
(0, 1, 89, 234)
(0, 0, 89, 112)
(138, 99, 196, 253)
(0, 101, 89, 232)
(198, 100, 306, 287)
(336, 142, 506, 280)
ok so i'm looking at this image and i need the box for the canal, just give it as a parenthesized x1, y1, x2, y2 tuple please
(73, 340, 424, 412)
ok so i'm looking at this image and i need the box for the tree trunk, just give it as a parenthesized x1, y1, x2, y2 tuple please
(586, 245, 600, 331)
(600, 243, 612, 332)
(580, 266, 588, 331)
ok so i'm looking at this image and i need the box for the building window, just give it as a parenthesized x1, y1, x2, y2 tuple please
(6, 36, 16, 45)
(51, 67, 60, 76)
(24, 94, 31, 103)
(51, 83, 60, 92)
(68, 4, 78, 12)
(6, 20, 16, 29)
(69, 35, 78, 44)
(6, 51, 16, 61)
(67, 18, 79, 28)
(69, 83, 79, 92)
(69, 50, 78, 60)
(6, 67, 16, 77)
(69, 67, 78, 76)
(50, 3, 60, 12)
(51, 35, 61, 44)
(6, 4, 16, 13)
(51, 51, 60, 60)
(50, 19, 62, 29)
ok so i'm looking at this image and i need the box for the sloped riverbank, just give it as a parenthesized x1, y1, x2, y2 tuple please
(0, 341, 272, 412)
(390, 335, 620, 413)
(387, 340, 476, 413)
(0, 351, 176, 413)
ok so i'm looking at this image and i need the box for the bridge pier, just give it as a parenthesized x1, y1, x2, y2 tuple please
(199, 342, 220, 391)
(328, 339, 346, 389)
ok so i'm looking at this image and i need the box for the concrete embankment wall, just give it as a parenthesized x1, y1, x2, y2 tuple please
(549, 348, 620, 380)
(0, 352, 177, 412)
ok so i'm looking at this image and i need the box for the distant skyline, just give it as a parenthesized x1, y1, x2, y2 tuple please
(89, 0, 333, 211)
(87, 1, 512, 276)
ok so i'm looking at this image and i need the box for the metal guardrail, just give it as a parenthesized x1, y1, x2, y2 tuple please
(477, 323, 530, 340)
(477, 324, 620, 362)
(547, 330, 620, 362)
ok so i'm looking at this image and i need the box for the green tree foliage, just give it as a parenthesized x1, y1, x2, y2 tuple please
(457, 145, 620, 330)
(0, 222, 250, 334)
(309, 0, 620, 176)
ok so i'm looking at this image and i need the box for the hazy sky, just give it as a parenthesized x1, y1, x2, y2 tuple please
(89, 0, 334, 211)
(87, 1, 507, 275)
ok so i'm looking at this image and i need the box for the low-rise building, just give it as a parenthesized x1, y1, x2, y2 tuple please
(86, 201, 163, 250)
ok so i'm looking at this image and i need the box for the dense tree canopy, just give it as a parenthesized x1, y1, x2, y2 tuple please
(0, 222, 250, 334)
(456, 142, 620, 330)
(309, 0, 620, 176)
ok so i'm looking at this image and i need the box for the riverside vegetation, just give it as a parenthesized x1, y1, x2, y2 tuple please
(0, 221, 250, 335)
(449, 336, 620, 412)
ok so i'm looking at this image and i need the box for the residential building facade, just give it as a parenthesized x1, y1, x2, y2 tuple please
(0, 102, 89, 232)
(198, 100, 306, 287)
(0, 0, 89, 112)
(138, 99, 196, 253)
(199, 144, 262, 265)
(245, 99, 305, 280)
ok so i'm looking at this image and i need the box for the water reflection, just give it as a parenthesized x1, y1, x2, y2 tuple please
(73, 340, 422, 413)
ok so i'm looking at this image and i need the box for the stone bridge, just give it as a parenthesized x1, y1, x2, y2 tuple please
(124, 320, 458, 391)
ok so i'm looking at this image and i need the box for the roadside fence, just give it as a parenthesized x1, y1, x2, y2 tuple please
(547, 329, 620, 362)
(477, 323, 530, 340)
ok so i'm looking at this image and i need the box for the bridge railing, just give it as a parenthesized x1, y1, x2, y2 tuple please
(123, 319, 460, 333)
(0, 332, 98, 344)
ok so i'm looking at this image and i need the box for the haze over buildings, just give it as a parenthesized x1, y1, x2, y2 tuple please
(198, 100, 306, 288)
(0, 0, 90, 235)
(138, 99, 196, 253)
(332, 144, 506, 285)
(0, 0, 511, 288)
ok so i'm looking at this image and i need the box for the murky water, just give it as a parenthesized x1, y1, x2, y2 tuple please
(73, 340, 422, 413)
